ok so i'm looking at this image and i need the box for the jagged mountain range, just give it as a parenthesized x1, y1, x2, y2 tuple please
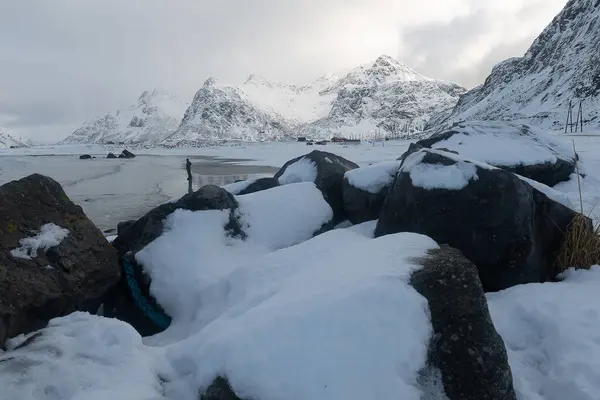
(440, 0, 600, 132)
(62, 56, 466, 145)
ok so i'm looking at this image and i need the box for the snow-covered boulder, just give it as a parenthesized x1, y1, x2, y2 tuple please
(0, 174, 121, 347)
(401, 121, 576, 187)
(108, 182, 333, 335)
(107, 185, 242, 336)
(1, 225, 522, 399)
(222, 177, 279, 196)
(342, 161, 401, 224)
(275, 150, 359, 223)
(376, 149, 586, 291)
(411, 245, 516, 400)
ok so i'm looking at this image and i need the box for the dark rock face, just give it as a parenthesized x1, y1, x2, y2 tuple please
(118, 149, 136, 159)
(376, 149, 584, 291)
(237, 177, 279, 196)
(397, 122, 575, 187)
(342, 177, 388, 224)
(411, 246, 516, 400)
(200, 377, 245, 400)
(79, 154, 92, 160)
(106, 185, 242, 336)
(275, 150, 359, 223)
(116, 219, 136, 236)
(341, 164, 398, 224)
(107, 152, 117, 159)
(0, 174, 120, 348)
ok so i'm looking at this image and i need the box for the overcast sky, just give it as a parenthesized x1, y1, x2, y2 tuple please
(0, 0, 567, 143)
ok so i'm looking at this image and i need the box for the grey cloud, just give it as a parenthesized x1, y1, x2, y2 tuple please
(398, 0, 567, 88)
(0, 0, 569, 142)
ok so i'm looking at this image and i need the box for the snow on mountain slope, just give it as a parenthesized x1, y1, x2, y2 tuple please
(162, 78, 291, 146)
(62, 90, 190, 145)
(168, 55, 465, 145)
(444, 0, 600, 131)
(0, 129, 28, 148)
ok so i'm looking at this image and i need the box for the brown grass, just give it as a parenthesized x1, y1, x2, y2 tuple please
(555, 214, 600, 273)
(554, 139, 600, 274)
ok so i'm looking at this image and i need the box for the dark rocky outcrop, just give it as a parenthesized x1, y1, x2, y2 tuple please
(397, 121, 576, 187)
(412, 246, 516, 400)
(237, 177, 279, 196)
(79, 154, 92, 160)
(106, 185, 242, 336)
(107, 152, 117, 159)
(118, 149, 136, 159)
(275, 150, 358, 223)
(341, 163, 400, 224)
(200, 377, 245, 400)
(376, 149, 586, 291)
(0, 174, 120, 348)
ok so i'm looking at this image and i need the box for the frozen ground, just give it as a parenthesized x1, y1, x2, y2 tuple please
(0, 152, 276, 232)
(3, 133, 600, 228)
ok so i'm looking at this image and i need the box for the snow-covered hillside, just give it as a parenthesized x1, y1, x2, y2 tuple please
(62, 90, 190, 145)
(442, 0, 600, 132)
(165, 55, 466, 145)
(0, 129, 28, 148)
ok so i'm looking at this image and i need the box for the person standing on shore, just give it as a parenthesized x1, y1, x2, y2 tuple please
(186, 158, 193, 194)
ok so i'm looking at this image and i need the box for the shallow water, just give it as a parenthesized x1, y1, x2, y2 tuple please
(0, 154, 277, 232)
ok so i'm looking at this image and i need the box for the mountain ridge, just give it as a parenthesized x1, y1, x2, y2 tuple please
(440, 0, 600, 131)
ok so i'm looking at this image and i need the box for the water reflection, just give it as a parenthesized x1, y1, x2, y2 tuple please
(195, 174, 251, 188)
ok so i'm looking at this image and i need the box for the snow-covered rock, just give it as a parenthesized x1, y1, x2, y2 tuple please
(342, 161, 401, 224)
(62, 90, 190, 145)
(0, 174, 120, 347)
(376, 148, 586, 291)
(443, 0, 600, 131)
(0, 129, 28, 148)
(275, 150, 359, 224)
(404, 120, 577, 187)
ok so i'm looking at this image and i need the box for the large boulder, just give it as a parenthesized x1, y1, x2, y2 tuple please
(106, 185, 242, 336)
(79, 154, 92, 160)
(274, 150, 358, 223)
(411, 245, 516, 400)
(0, 174, 121, 348)
(376, 149, 586, 291)
(107, 152, 117, 159)
(398, 121, 576, 187)
(342, 161, 401, 224)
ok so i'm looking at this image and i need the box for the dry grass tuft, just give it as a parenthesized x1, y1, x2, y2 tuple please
(554, 139, 600, 274)
(555, 214, 600, 274)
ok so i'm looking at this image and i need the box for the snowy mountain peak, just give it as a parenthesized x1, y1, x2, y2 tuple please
(442, 0, 600, 131)
(61, 89, 190, 145)
(203, 77, 217, 87)
(244, 74, 273, 88)
(369, 55, 428, 82)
